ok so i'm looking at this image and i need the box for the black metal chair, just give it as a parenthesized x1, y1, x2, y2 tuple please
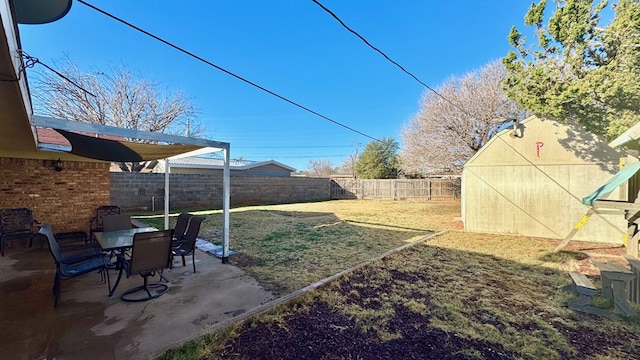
(102, 214, 132, 232)
(172, 212, 192, 245)
(118, 229, 173, 302)
(171, 216, 204, 273)
(39, 222, 110, 307)
(89, 205, 122, 239)
(0, 208, 39, 256)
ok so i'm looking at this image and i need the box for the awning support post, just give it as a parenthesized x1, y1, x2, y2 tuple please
(164, 158, 170, 230)
(222, 145, 231, 264)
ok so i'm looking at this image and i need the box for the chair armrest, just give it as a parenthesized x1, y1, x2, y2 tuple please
(59, 248, 105, 265)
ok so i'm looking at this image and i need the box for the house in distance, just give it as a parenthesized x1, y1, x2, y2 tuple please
(148, 156, 296, 177)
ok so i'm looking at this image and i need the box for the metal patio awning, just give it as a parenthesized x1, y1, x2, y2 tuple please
(54, 129, 203, 162)
(29, 115, 233, 263)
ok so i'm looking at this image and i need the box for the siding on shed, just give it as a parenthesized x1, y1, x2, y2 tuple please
(463, 116, 627, 243)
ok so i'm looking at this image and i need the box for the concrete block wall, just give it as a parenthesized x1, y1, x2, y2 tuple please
(110, 172, 330, 211)
(0, 157, 110, 233)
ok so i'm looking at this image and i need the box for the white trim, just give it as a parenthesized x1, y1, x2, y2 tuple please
(36, 143, 71, 153)
(167, 147, 224, 160)
(1, 0, 32, 123)
(610, 129, 640, 149)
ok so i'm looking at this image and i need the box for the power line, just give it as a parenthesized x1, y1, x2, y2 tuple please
(77, 0, 381, 143)
(18, 50, 97, 97)
(311, 0, 472, 117)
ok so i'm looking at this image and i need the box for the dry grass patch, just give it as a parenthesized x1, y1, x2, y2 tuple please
(143, 200, 461, 295)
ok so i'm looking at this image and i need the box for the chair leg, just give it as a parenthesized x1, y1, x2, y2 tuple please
(103, 265, 111, 292)
(109, 266, 125, 297)
(120, 273, 168, 302)
(142, 276, 153, 298)
(192, 252, 196, 273)
(181, 255, 186, 267)
(159, 270, 169, 282)
(53, 271, 61, 307)
(1, 239, 4, 257)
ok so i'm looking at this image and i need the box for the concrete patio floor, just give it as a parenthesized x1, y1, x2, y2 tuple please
(0, 243, 274, 360)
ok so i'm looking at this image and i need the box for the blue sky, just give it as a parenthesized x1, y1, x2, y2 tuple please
(19, 1, 533, 171)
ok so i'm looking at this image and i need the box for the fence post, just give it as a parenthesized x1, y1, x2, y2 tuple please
(452, 180, 455, 200)
(428, 179, 432, 200)
(393, 180, 397, 200)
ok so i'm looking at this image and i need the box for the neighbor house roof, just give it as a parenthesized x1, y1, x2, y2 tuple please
(35, 127, 124, 152)
(161, 156, 296, 172)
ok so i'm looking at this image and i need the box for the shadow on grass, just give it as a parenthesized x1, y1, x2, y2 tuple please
(539, 250, 590, 263)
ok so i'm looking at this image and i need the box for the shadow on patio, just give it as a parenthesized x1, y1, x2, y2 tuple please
(0, 243, 273, 360)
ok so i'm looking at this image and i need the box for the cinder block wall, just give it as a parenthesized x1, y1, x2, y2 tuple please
(110, 172, 331, 211)
(0, 157, 110, 233)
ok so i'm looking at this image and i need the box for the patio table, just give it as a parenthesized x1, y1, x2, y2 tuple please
(94, 227, 158, 296)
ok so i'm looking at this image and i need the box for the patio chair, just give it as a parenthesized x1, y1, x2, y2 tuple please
(39, 222, 110, 307)
(102, 214, 132, 232)
(172, 212, 192, 245)
(118, 229, 173, 302)
(0, 208, 39, 256)
(54, 231, 92, 253)
(171, 216, 204, 273)
(89, 205, 122, 239)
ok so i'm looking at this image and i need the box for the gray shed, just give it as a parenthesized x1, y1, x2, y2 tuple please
(462, 116, 628, 243)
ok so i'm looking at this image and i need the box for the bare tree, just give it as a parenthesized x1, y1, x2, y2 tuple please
(306, 159, 334, 177)
(401, 60, 528, 175)
(31, 58, 201, 171)
(335, 153, 358, 176)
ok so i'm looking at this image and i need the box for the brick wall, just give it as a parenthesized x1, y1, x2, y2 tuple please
(0, 157, 110, 233)
(110, 172, 330, 211)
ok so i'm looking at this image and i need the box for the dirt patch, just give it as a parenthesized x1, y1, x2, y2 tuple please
(218, 302, 515, 360)
(199, 242, 640, 360)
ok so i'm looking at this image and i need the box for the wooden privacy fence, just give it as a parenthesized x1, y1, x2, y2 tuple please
(330, 178, 460, 200)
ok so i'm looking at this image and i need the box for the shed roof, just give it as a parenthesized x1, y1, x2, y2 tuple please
(464, 115, 620, 169)
(609, 121, 640, 150)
